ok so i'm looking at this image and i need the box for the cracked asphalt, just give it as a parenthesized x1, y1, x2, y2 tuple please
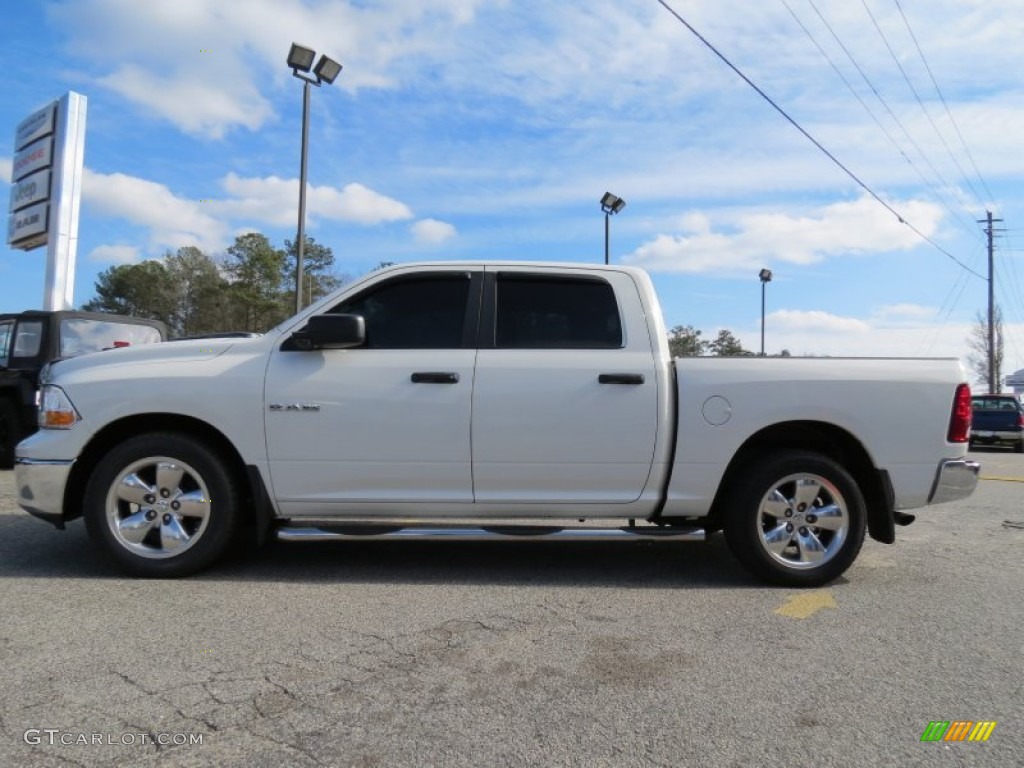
(1, 449, 1021, 767)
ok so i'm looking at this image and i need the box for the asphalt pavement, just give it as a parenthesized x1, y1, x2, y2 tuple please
(0, 449, 1021, 767)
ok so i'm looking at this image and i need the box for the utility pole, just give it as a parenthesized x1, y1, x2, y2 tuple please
(978, 210, 1004, 394)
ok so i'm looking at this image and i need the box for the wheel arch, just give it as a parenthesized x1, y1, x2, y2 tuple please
(63, 414, 272, 539)
(705, 420, 895, 544)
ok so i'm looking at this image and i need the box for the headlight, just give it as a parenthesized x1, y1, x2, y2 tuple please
(38, 385, 81, 429)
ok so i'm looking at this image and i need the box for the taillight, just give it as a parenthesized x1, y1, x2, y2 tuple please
(948, 383, 971, 443)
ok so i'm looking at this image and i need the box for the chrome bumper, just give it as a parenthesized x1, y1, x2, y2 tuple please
(970, 430, 1021, 441)
(14, 458, 75, 528)
(928, 458, 981, 505)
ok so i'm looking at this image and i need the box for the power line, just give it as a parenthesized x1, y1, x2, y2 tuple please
(780, 0, 983, 242)
(994, 229, 1024, 367)
(892, 0, 998, 208)
(653, 0, 985, 280)
(860, 0, 987, 209)
(804, 0, 982, 240)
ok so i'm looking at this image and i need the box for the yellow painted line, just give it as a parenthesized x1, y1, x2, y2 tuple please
(774, 590, 836, 619)
(979, 475, 1024, 483)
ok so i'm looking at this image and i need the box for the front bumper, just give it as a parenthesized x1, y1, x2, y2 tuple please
(14, 458, 75, 529)
(928, 458, 981, 505)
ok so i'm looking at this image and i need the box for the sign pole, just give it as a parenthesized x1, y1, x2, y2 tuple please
(43, 92, 88, 310)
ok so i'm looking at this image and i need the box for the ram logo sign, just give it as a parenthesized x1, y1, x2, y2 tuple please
(920, 720, 997, 742)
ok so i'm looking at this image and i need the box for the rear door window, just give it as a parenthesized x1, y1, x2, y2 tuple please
(495, 275, 622, 349)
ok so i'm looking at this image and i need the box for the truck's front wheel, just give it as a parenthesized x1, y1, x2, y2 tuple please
(723, 451, 866, 586)
(83, 433, 239, 577)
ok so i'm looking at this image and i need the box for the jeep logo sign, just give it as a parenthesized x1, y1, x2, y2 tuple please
(8, 169, 50, 213)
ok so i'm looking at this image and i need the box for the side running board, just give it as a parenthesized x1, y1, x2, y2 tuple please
(276, 524, 705, 543)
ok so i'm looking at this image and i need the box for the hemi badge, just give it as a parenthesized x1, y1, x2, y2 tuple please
(268, 403, 321, 412)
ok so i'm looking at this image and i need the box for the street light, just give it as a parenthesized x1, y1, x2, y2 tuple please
(759, 268, 773, 356)
(600, 192, 626, 265)
(288, 43, 342, 313)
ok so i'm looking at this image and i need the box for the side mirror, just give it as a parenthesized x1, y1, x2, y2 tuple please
(289, 314, 366, 351)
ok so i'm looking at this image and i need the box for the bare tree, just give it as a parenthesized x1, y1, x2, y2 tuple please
(967, 306, 1004, 393)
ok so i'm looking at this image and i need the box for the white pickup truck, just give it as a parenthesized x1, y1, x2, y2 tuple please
(15, 262, 979, 585)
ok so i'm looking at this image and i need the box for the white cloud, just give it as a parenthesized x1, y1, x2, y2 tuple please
(624, 196, 944, 274)
(48, 0, 487, 138)
(82, 168, 229, 254)
(219, 173, 412, 226)
(0, 157, 11, 183)
(88, 244, 141, 264)
(875, 304, 939, 320)
(315, 182, 414, 225)
(78, 168, 415, 260)
(768, 309, 871, 334)
(411, 218, 457, 244)
(763, 322, 972, 361)
(96, 65, 271, 140)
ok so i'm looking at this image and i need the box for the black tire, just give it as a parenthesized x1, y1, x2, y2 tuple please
(83, 432, 240, 577)
(0, 399, 19, 470)
(723, 451, 866, 587)
(1015, 439, 1024, 454)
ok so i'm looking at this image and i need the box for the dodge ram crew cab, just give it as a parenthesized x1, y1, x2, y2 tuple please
(14, 262, 980, 585)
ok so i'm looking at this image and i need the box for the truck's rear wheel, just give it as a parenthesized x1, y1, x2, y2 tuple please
(83, 433, 239, 577)
(723, 451, 866, 586)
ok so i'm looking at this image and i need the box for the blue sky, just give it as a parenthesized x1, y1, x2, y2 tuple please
(2, 0, 1023, 382)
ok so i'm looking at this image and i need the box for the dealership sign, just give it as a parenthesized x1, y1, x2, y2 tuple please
(9, 168, 50, 211)
(7, 201, 49, 244)
(6, 92, 88, 310)
(14, 101, 55, 149)
(8, 101, 58, 250)
(12, 137, 53, 181)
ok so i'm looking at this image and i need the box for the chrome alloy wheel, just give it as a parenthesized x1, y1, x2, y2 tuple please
(104, 457, 212, 559)
(756, 473, 849, 570)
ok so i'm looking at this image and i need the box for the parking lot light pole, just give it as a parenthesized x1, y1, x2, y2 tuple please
(287, 43, 342, 314)
(600, 192, 626, 265)
(759, 268, 773, 356)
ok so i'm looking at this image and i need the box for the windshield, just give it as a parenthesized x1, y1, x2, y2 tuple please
(59, 318, 163, 358)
